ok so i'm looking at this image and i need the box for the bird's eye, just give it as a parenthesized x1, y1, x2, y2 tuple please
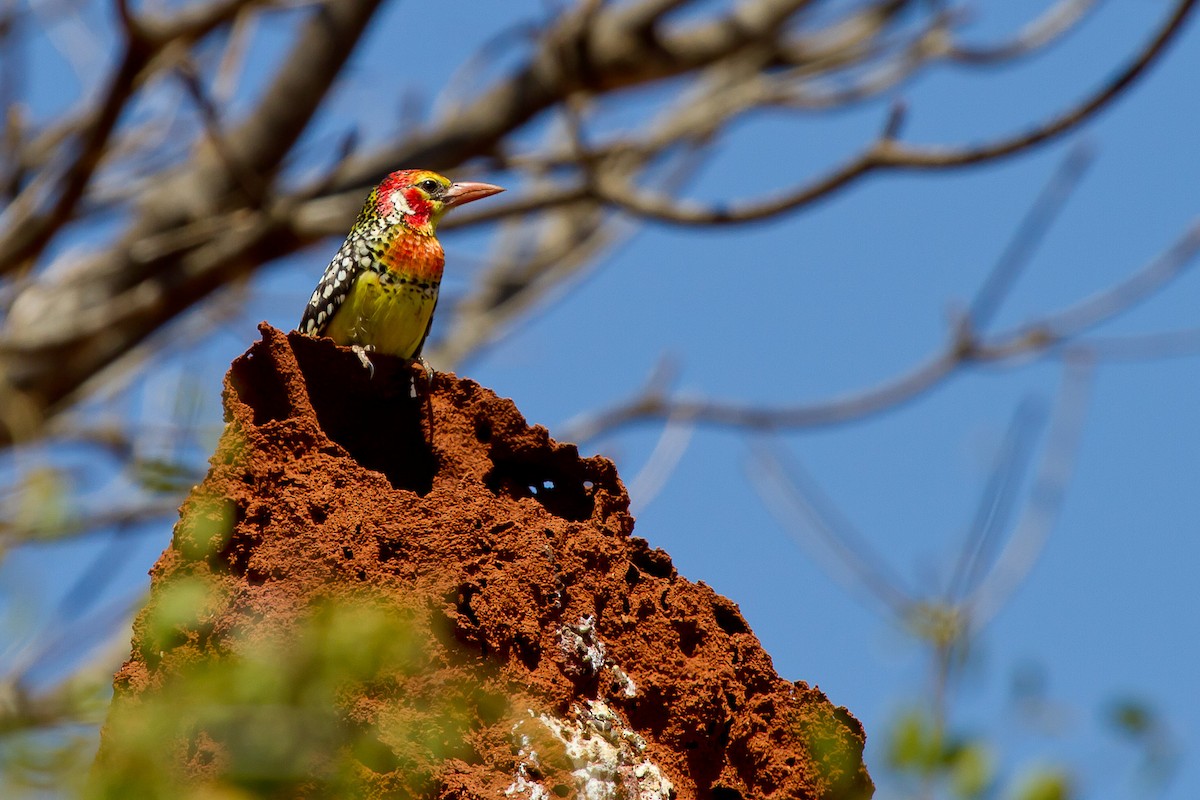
(418, 179, 442, 195)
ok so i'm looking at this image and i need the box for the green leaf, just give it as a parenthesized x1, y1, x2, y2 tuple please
(887, 709, 940, 773)
(1010, 767, 1073, 800)
(1107, 697, 1154, 739)
(948, 741, 994, 799)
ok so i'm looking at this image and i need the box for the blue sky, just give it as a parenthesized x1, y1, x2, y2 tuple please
(5, 1, 1199, 797)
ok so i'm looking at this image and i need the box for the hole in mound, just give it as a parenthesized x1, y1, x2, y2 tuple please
(293, 339, 436, 494)
(484, 455, 594, 522)
(514, 633, 542, 673)
(712, 597, 749, 636)
(673, 618, 703, 657)
(712, 788, 744, 800)
(378, 536, 405, 562)
(630, 543, 674, 578)
(456, 584, 482, 628)
(229, 349, 293, 425)
(326, 406, 434, 493)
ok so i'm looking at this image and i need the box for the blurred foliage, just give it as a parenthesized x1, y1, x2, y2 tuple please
(886, 708, 998, 800)
(8, 466, 72, 543)
(1009, 769, 1073, 800)
(880, 665, 1182, 800)
(0, 673, 111, 797)
(1105, 697, 1181, 795)
(174, 494, 238, 562)
(86, 585, 506, 799)
(885, 705, 1085, 800)
(796, 707, 876, 800)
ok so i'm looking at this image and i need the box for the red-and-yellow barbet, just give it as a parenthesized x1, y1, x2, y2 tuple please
(298, 169, 504, 375)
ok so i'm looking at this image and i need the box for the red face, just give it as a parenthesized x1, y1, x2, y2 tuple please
(375, 170, 442, 228)
(373, 170, 503, 232)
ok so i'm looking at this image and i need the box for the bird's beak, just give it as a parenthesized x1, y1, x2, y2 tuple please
(442, 181, 504, 208)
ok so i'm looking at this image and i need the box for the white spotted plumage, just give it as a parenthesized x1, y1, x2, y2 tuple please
(298, 236, 372, 336)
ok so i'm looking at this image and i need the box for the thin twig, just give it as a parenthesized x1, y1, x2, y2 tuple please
(948, 0, 1098, 64)
(563, 217, 1200, 440)
(945, 399, 1045, 602)
(968, 143, 1095, 331)
(965, 356, 1094, 624)
(748, 439, 916, 616)
(587, 0, 1195, 225)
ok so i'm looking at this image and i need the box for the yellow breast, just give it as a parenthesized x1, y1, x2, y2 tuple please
(322, 270, 439, 359)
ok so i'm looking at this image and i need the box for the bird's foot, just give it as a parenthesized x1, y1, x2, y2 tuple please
(408, 356, 435, 384)
(405, 357, 435, 395)
(351, 344, 376, 378)
(406, 357, 436, 441)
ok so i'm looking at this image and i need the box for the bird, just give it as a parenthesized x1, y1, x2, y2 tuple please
(297, 169, 504, 375)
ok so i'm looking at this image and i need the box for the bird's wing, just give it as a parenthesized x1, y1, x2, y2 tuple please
(298, 237, 366, 336)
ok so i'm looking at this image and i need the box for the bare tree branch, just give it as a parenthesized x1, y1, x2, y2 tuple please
(946, 400, 1046, 603)
(0, 38, 152, 271)
(589, 0, 1195, 225)
(0, 0, 1189, 451)
(0, 0, 385, 443)
(748, 356, 1093, 640)
(0, 0, 265, 272)
(563, 217, 1200, 440)
(948, 0, 1098, 63)
(748, 439, 916, 617)
(965, 356, 1094, 624)
(968, 143, 1095, 331)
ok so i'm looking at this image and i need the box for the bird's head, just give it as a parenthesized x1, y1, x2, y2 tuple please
(365, 169, 504, 237)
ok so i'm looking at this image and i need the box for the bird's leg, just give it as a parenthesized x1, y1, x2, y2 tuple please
(423, 387, 435, 442)
(351, 344, 376, 378)
(404, 356, 434, 393)
(412, 356, 434, 384)
(406, 357, 436, 441)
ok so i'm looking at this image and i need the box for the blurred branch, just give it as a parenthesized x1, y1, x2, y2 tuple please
(1067, 327, 1200, 361)
(0, 0, 1188, 449)
(0, 495, 186, 546)
(947, 0, 1098, 63)
(749, 440, 915, 617)
(625, 405, 696, 515)
(174, 60, 266, 206)
(0, 0, 384, 444)
(968, 142, 1094, 332)
(965, 356, 1094, 624)
(945, 399, 1046, 604)
(0, 37, 152, 272)
(0, 669, 110, 736)
(563, 217, 1200, 441)
(588, 0, 1194, 225)
(747, 355, 1093, 664)
(0, 0, 264, 272)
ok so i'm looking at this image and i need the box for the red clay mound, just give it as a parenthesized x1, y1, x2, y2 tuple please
(97, 324, 872, 799)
